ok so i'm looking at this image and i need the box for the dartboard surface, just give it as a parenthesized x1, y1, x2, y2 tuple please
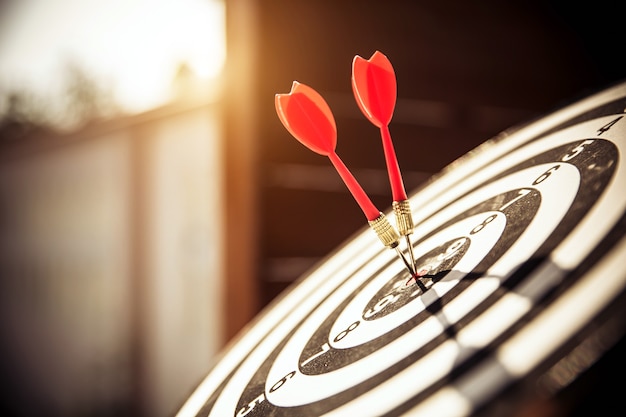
(177, 81, 626, 417)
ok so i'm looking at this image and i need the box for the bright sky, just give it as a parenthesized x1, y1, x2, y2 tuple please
(0, 0, 226, 113)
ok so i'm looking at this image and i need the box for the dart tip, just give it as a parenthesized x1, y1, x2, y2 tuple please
(393, 245, 416, 276)
(406, 269, 429, 289)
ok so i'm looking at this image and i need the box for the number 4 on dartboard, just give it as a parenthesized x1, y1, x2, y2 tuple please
(597, 115, 623, 135)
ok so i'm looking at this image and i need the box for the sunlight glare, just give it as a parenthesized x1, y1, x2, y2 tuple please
(0, 0, 227, 114)
(104, 0, 227, 112)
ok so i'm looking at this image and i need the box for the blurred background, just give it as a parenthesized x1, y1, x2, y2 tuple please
(0, 0, 624, 416)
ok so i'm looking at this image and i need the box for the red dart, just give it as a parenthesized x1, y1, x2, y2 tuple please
(352, 50, 417, 271)
(275, 81, 416, 276)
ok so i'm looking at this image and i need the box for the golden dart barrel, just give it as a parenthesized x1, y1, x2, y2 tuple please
(392, 200, 414, 236)
(368, 213, 400, 248)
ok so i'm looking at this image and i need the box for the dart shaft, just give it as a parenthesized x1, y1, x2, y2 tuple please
(328, 152, 380, 221)
(381, 125, 407, 202)
(381, 127, 418, 270)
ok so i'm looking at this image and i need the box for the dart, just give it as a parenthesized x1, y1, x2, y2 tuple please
(352, 51, 418, 272)
(275, 81, 416, 277)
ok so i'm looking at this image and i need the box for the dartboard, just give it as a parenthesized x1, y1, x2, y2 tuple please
(177, 81, 626, 416)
